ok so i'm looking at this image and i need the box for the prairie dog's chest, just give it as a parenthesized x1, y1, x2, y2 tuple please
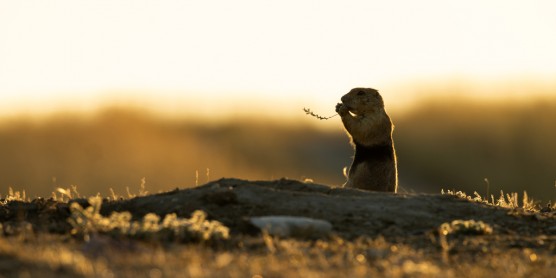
(349, 115, 389, 146)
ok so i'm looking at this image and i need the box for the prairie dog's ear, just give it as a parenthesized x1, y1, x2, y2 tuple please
(368, 88, 379, 96)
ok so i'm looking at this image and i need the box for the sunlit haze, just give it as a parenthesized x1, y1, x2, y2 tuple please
(1, 0, 556, 118)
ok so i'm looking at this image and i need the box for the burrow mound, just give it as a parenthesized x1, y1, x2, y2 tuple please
(2, 178, 554, 241)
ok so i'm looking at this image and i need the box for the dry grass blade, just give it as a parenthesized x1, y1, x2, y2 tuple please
(303, 108, 338, 120)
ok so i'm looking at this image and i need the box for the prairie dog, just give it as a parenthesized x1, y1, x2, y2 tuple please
(335, 88, 398, 192)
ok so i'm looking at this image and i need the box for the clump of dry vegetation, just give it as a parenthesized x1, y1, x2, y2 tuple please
(438, 219, 493, 237)
(442, 189, 540, 212)
(0, 187, 29, 203)
(68, 196, 229, 242)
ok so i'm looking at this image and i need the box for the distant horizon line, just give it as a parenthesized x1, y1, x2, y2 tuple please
(1, 91, 555, 123)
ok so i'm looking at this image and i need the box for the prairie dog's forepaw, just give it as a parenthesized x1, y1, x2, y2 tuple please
(336, 103, 349, 116)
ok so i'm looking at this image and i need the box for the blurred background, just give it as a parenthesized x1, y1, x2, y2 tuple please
(1, 1, 555, 203)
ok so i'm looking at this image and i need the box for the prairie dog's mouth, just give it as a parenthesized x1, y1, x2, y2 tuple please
(340, 102, 360, 116)
(342, 104, 357, 115)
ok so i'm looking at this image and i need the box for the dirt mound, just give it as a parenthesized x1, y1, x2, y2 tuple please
(2, 178, 554, 240)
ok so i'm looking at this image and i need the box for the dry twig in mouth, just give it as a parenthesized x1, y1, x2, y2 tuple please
(303, 108, 338, 120)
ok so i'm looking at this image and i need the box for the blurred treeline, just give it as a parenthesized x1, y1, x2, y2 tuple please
(0, 109, 351, 197)
(395, 97, 556, 203)
(1, 98, 555, 203)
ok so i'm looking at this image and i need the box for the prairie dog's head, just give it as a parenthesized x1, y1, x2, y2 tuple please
(340, 88, 385, 116)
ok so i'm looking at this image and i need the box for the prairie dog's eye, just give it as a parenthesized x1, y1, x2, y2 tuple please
(357, 90, 365, 96)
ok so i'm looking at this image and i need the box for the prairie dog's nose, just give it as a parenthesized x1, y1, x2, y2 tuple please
(341, 95, 347, 103)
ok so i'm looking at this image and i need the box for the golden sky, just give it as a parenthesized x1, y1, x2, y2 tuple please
(1, 0, 555, 118)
